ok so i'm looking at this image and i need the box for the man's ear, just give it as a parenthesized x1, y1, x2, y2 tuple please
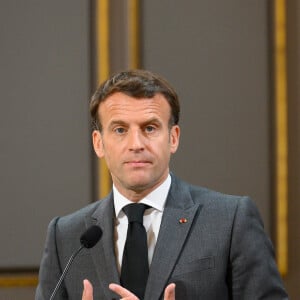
(92, 130, 104, 158)
(170, 125, 180, 154)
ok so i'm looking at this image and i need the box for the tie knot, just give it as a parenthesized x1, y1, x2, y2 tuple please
(123, 203, 149, 224)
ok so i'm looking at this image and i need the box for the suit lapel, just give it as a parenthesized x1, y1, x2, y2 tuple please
(82, 176, 202, 300)
(144, 175, 202, 300)
(85, 193, 120, 299)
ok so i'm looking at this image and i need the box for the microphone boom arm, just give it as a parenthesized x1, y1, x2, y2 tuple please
(49, 244, 84, 300)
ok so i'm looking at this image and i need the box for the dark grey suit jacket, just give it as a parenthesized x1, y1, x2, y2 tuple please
(35, 174, 288, 299)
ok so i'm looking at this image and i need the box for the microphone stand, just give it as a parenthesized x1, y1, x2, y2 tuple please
(49, 245, 84, 300)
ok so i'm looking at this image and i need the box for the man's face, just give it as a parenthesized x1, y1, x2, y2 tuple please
(92, 92, 180, 200)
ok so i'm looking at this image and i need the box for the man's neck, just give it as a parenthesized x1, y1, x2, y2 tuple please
(113, 174, 170, 202)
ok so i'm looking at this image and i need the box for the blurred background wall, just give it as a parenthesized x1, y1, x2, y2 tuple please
(0, 0, 298, 298)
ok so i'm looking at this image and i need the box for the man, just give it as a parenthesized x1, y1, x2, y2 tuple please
(36, 70, 288, 299)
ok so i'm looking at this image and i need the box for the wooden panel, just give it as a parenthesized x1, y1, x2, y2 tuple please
(0, 0, 91, 268)
(141, 0, 272, 232)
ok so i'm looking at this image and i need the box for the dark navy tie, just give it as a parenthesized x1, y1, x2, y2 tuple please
(120, 203, 149, 299)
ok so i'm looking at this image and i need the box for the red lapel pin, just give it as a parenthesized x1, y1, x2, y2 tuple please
(179, 218, 188, 224)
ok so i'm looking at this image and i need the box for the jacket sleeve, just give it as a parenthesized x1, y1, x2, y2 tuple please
(229, 196, 288, 299)
(35, 217, 68, 300)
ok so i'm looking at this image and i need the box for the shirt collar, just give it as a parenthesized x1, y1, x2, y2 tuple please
(113, 174, 171, 218)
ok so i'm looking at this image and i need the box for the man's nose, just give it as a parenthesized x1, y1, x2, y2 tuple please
(128, 129, 144, 151)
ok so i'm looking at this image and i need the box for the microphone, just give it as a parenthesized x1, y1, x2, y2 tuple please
(49, 225, 102, 300)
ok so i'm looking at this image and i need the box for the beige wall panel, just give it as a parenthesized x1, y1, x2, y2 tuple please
(0, 0, 92, 269)
(141, 0, 272, 232)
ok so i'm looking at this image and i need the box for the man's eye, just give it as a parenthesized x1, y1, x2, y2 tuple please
(145, 125, 156, 133)
(114, 127, 126, 134)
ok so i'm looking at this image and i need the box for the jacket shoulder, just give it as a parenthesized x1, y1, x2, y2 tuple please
(52, 195, 111, 235)
(171, 174, 255, 214)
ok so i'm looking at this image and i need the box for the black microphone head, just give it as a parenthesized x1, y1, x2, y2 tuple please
(80, 225, 102, 248)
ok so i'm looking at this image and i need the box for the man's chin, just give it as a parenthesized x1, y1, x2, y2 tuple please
(125, 177, 154, 192)
(127, 182, 150, 192)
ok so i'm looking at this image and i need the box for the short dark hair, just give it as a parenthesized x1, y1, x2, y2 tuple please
(90, 69, 180, 131)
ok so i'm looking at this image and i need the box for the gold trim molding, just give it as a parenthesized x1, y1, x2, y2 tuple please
(0, 274, 38, 287)
(95, 0, 111, 199)
(95, 0, 140, 198)
(274, 0, 288, 276)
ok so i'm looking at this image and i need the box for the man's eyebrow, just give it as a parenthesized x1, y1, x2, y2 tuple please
(108, 120, 128, 129)
(108, 118, 163, 128)
(140, 117, 162, 126)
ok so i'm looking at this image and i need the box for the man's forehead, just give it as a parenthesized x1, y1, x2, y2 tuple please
(99, 92, 170, 111)
(97, 93, 172, 126)
(103, 91, 166, 102)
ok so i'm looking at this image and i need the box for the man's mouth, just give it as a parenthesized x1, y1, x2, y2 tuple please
(125, 160, 151, 167)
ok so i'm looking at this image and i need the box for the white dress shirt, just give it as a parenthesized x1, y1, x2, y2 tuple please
(113, 174, 171, 273)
